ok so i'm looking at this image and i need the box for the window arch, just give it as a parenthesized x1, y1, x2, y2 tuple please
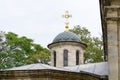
(53, 51, 56, 67)
(76, 50, 79, 65)
(64, 49, 68, 66)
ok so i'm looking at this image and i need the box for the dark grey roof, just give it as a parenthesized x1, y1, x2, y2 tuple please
(6, 62, 108, 76)
(53, 32, 80, 43)
(63, 62, 108, 76)
(7, 63, 68, 71)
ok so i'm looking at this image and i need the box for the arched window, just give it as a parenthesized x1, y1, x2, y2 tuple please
(76, 50, 79, 65)
(53, 51, 56, 67)
(64, 49, 68, 66)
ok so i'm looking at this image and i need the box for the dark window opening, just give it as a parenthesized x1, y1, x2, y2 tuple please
(53, 51, 56, 67)
(76, 50, 79, 65)
(64, 49, 68, 66)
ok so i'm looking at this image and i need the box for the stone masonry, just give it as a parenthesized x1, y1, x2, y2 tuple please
(48, 42, 85, 67)
(100, 0, 120, 80)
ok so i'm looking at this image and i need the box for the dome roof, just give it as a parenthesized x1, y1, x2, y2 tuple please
(52, 32, 80, 43)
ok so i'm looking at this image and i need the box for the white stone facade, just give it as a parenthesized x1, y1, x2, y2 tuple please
(100, 0, 120, 80)
(48, 42, 86, 67)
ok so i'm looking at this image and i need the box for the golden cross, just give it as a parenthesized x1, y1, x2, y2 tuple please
(63, 11, 72, 20)
(62, 11, 72, 32)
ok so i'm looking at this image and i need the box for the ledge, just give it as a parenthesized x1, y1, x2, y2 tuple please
(105, 16, 120, 20)
(105, 6, 120, 9)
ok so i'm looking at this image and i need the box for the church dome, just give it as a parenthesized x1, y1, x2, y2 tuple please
(52, 32, 80, 43)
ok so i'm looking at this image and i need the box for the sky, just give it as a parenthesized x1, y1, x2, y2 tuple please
(0, 0, 102, 48)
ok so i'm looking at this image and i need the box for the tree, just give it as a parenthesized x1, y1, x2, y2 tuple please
(26, 44, 50, 64)
(0, 32, 50, 69)
(0, 31, 11, 69)
(70, 25, 104, 63)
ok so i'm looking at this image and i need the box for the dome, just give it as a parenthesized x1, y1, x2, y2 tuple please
(52, 32, 80, 43)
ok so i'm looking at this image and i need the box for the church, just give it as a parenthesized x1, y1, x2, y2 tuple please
(0, 0, 120, 80)
(0, 11, 108, 80)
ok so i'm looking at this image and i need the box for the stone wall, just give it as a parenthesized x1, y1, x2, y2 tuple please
(49, 42, 85, 67)
(100, 0, 120, 80)
(0, 69, 106, 80)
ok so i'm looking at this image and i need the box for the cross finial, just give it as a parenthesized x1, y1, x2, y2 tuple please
(62, 11, 72, 32)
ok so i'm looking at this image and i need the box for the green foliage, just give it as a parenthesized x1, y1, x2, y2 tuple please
(70, 25, 104, 63)
(0, 32, 50, 69)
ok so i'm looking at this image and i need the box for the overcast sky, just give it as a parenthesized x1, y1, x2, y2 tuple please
(0, 0, 102, 48)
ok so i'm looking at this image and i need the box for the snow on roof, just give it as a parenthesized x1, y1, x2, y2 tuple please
(63, 62, 108, 76)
